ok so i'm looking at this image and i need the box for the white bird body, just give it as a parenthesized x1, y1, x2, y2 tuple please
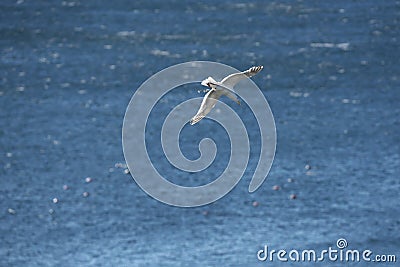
(190, 66, 263, 125)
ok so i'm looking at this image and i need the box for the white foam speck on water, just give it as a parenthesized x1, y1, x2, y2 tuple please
(150, 49, 181, 58)
(310, 42, 350, 51)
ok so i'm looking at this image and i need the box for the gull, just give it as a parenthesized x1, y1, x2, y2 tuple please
(190, 66, 263, 125)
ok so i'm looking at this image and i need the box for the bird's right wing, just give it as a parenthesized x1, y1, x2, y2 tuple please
(220, 66, 263, 89)
(190, 89, 221, 125)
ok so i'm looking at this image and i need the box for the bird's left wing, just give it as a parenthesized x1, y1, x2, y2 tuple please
(190, 89, 221, 125)
(220, 66, 263, 89)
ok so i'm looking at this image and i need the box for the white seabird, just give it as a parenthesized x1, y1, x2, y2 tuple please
(190, 66, 263, 125)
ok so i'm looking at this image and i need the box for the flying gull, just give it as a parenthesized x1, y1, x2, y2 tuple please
(190, 66, 263, 125)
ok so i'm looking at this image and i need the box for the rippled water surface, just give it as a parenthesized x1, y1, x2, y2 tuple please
(1, 0, 399, 266)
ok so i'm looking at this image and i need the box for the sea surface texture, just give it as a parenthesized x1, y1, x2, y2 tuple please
(0, 0, 399, 266)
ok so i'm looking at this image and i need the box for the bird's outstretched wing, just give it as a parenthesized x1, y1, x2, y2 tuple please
(190, 89, 222, 125)
(220, 66, 263, 89)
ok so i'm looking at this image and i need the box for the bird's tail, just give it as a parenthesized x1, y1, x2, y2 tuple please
(222, 89, 241, 105)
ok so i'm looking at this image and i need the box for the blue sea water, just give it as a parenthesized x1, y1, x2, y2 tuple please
(0, 0, 399, 266)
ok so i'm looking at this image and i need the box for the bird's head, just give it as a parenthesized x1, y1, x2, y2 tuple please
(201, 77, 216, 88)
